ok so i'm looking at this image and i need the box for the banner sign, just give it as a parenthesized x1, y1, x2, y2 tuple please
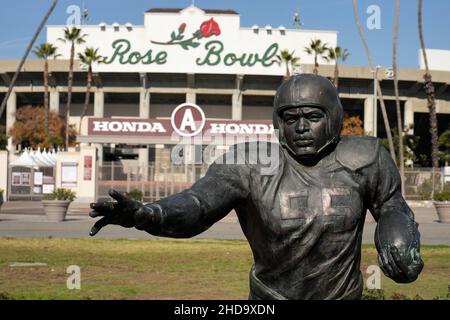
(84, 156, 93, 181)
(88, 118, 275, 137)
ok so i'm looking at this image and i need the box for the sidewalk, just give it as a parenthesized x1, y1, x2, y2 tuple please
(0, 201, 449, 244)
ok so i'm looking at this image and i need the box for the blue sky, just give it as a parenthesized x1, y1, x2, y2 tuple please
(0, 0, 449, 68)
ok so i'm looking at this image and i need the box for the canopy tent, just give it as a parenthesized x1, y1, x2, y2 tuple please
(10, 149, 39, 168)
(41, 150, 57, 166)
(10, 149, 57, 168)
(30, 150, 56, 167)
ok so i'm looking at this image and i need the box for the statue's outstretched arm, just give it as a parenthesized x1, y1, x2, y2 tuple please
(141, 161, 250, 238)
(89, 156, 249, 238)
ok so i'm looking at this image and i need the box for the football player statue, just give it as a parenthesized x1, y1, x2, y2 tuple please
(89, 74, 423, 300)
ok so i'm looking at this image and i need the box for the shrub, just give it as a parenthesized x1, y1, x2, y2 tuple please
(126, 189, 143, 201)
(362, 289, 385, 300)
(43, 188, 76, 202)
(0, 292, 15, 300)
(433, 182, 450, 201)
(0, 188, 3, 202)
(390, 292, 410, 300)
(340, 114, 365, 136)
(434, 190, 450, 201)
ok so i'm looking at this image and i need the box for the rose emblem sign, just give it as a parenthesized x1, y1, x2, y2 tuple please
(151, 18, 221, 50)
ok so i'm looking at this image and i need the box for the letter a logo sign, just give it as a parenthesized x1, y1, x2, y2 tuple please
(171, 103, 206, 137)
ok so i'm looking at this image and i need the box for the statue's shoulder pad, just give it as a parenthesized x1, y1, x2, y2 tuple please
(336, 136, 381, 171)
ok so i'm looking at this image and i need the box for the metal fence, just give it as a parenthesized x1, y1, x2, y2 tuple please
(98, 162, 447, 202)
(97, 162, 209, 202)
(405, 168, 446, 200)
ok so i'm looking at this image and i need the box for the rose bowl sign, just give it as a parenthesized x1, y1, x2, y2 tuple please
(47, 6, 337, 75)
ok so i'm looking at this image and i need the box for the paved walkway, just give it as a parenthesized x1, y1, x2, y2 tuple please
(0, 202, 449, 245)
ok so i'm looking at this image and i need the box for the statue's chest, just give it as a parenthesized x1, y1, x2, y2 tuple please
(259, 165, 364, 234)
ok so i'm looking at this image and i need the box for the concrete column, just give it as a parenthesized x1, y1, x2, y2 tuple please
(186, 91, 196, 104)
(95, 144, 103, 164)
(94, 90, 104, 118)
(139, 89, 150, 118)
(138, 147, 149, 180)
(232, 91, 243, 120)
(404, 100, 414, 134)
(364, 97, 376, 137)
(6, 91, 16, 134)
(49, 90, 60, 114)
(0, 150, 8, 201)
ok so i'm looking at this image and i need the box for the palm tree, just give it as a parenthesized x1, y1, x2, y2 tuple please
(418, 0, 439, 197)
(392, 0, 405, 196)
(352, 0, 397, 163)
(33, 43, 60, 137)
(78, 47, 104, 134)
(304, 39, 328, 75)
(276, 50, 300, 79)
(324, 46, 350, 88)
(58, 27, 87, 150)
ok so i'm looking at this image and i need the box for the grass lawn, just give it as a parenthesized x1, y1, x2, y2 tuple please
(0, 238, 448, 300)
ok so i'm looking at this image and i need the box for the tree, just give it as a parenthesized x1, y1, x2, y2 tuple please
(304, 39, 328, 75)
(340, 114, 365, 136)
(418, 0, 439, 197)
(392, 0, 405, 196)
(58, 27, 87, 150)
(8, 106, 77, 149)
(324, 46, 350, 88)
(438, 129, 450, 166)
(382, 126, 421, 169)
(276, 49, 300, 79)
(78, 47, 104, 134)
(33, 43, 60, 137)
(0, 126, 8, 150)
(352, 0, 397, 163)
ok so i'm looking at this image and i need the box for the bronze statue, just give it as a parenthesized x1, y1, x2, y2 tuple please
(89, 74, 423, 299)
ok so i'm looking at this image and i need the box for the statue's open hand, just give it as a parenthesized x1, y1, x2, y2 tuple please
(89, 189, 155, 236)
(377, 244, 424, 283)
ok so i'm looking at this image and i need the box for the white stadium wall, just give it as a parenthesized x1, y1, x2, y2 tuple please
(419, 49, 450, 71)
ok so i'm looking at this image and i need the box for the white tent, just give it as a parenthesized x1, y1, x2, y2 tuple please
(10, 149, 57, 168)
(10, 149, 39, 168)
(45, 150, 57, 166)
(30, 150, 56, 167)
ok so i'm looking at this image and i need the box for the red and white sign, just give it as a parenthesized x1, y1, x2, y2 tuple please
(88, 118, 274, 136)
(87, 104, 275, 141)
(84, 156, 92, 181)
(171, 103, 206, 137)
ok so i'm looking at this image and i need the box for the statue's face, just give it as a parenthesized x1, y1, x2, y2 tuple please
(281, 106, 328, 157)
